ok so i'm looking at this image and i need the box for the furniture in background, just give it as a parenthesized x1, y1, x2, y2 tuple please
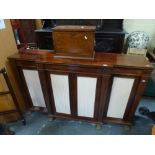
(0, 68, 26, 125)
(126, 31, 149, 56)
(35, 19, 126, 53)
(35, 29, 53, 50)
(11, 19, 37, 49)
(8, 49, 153, 127)
(0, 123, 15, 135)
(144, 51, 155, 97)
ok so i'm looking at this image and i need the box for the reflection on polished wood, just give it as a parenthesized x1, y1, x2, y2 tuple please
(12, 49, 152, 69)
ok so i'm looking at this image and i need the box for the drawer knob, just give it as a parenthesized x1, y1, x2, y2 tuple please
(142, 80, 146, 83)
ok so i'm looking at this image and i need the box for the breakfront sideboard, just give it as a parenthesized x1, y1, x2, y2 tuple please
(8, 49, 153, 126)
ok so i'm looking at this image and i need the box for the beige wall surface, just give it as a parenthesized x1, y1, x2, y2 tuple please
(0, 19, 25, 122)
(35, 19, 42, 29)
(124, 19, 155, 52)
(0, 20, 18, 67)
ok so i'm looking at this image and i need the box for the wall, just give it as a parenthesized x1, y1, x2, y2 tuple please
(0, 19, 25, 122)
(0, 20, 17, 67)
(35, 19, 42, 29)
(123, 19, 155, 52)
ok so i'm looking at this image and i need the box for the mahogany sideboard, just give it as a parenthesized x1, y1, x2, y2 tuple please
(8, 49, 153, 126)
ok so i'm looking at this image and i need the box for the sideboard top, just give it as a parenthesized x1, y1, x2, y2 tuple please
(8, 49, 153, 69)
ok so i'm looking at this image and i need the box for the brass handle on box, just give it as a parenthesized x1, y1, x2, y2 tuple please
(84, 35, 87, 40)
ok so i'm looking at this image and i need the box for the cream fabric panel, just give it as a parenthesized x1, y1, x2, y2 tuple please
(50, 74, 71, 114)
(107, 77, 134, 119)
(23, 70, 46, 107)
(77, 77, 97, 118)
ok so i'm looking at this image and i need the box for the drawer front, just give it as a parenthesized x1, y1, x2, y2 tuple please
(16, 60, 37, 68)
(45, 64, 102, 75)
(113, 68, 142, 76)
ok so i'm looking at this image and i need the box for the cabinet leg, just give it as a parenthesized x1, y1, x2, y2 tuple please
(48, 117, 56, 122)
(27, 111, 32, 115)
(21, 118, 26, 125)
(96, 124, 102, 130)
(124, 125, 132, 131)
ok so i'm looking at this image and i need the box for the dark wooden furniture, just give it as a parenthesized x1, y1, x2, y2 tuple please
(53, 26, 95, 58)
(95, 30, 125, 52)
(0, 68, 26, 125)
(41, 19, 123, 31)
(11, 19, 36, 44)
(8, 49, 153, 126)
(35, 29, 53, 50)
(35, 19, 125, 52)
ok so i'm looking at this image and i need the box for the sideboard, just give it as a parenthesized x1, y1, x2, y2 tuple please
(8, 49, 153, 126)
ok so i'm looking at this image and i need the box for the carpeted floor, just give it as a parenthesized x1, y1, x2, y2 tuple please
(8, 97, 155, 135)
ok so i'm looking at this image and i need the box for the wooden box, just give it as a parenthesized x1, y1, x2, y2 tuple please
(52, 26, 96, 59)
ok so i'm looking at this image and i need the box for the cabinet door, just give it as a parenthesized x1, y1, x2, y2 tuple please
(77, 76, 97, 118)
(48, 70, 100, 120)
(50, 73, 71, 114)
(106, 77, 135, 119)
(22, 69, 46, 107)
(45, 64, 101, 121)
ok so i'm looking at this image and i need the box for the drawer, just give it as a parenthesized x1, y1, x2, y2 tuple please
(113, 67, 143, 76)
(16, 60, 37, 69)
(45, 64, 102, 75)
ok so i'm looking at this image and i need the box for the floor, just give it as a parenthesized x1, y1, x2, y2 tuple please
(8, 97, 155, 135)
